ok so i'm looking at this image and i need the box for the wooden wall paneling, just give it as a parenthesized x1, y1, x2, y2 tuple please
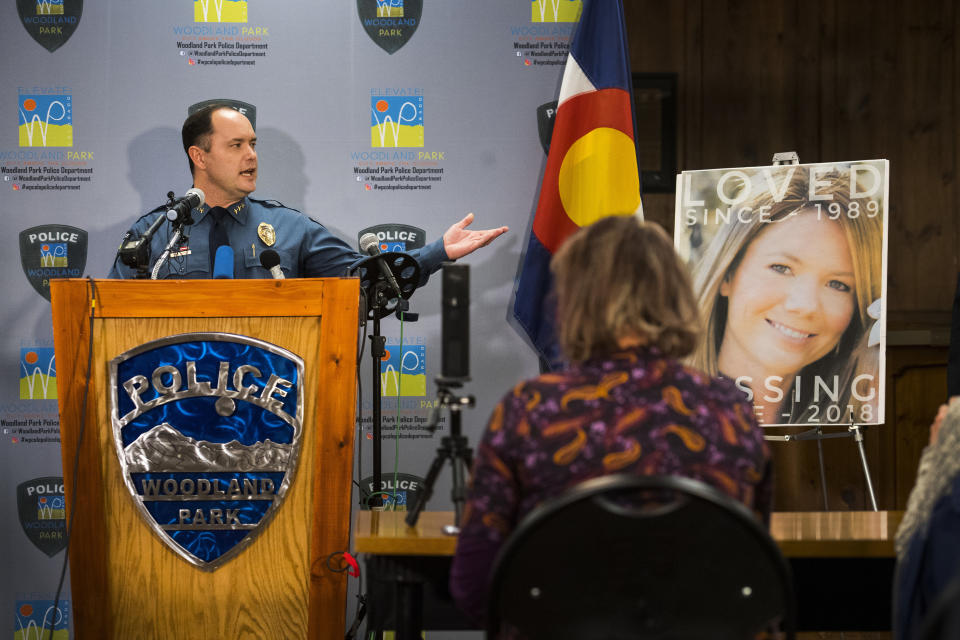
(875, 363, 898, 512)
(681, 0, 703, 173)
(822, 0, 897, 161)
(956, 0, 960, 285)
(817, 0, 839, 163)
(697, 0, 798, 168)
(884, 0, 957, 315)
(790, 0, 830, 165)
(887, 347, 949, 507)
(769, 438, 822, 511)
(624, 0, 690, 232)
(624, 1, 685, 72)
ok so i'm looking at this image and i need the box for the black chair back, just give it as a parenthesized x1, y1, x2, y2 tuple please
(486, 474, 795, 639)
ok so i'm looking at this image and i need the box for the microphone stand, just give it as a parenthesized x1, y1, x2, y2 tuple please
(368, 280, 389, 508)
(349, 252, 420, 509)
(149, 204, 195, 280)
(150, 226, 186, 280)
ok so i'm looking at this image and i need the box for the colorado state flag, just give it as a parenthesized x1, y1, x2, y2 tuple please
(512, 0, 642, 365)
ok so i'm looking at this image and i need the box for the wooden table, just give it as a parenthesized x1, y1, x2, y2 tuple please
(355, 510, 904, 636)
(356, 510, 903, 557)
(355, 511, 458, 556)
(770, 510, 903, 557)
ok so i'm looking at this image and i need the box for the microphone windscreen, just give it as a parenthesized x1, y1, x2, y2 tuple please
(260, 248, 281, 270)
(186, 187, 205, 207)
(213, 245, 234, 279)
(358, 233, 381, 256)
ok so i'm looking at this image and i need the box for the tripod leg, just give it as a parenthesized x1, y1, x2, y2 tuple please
(404, 446, 449, 527)
(450, 453, 469, 528)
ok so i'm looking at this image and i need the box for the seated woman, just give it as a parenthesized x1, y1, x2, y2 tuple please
(895, 397, 960, 639)
(450, 215, 772, 624)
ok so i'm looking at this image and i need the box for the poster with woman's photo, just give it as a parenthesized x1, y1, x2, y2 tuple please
(674, 160, 889, 426)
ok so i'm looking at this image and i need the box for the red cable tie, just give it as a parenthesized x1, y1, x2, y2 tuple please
(343, 551, 360, 577)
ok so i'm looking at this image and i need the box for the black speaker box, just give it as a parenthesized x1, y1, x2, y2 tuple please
(441, 264, 470, 380)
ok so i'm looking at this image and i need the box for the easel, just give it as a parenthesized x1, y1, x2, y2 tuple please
(761, 151, 878, 512)
(763, 420, 878, 511)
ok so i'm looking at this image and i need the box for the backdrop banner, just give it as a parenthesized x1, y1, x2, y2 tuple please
(0, 1, 587, 635)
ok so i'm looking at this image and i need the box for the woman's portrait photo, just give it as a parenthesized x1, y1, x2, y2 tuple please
(675, 160, 888, 426)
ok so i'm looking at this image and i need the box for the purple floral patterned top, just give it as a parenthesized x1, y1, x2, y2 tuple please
(449, 346, 772, 625)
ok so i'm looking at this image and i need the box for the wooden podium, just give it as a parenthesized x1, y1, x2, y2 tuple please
(50, 278, 360, 639)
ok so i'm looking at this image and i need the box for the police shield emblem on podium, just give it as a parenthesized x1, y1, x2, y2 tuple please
(17, 0, 83, 53)
(110, 333, 304, 570)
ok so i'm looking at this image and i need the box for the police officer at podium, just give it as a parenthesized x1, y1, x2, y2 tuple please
(109, 104, 507, 280)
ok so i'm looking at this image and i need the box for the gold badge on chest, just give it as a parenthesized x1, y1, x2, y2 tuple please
(257, 222, 276, 247)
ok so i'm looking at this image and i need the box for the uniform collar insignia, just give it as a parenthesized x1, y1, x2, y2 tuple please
(197, 199, 249, 224)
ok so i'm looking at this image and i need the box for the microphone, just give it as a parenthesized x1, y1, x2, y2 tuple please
(260, 249, 285, 280)
(359, 233, 402, 297)
(117, 213, 166, 272)
(166, 188, 205, 224)
(213, 245, 234, 279)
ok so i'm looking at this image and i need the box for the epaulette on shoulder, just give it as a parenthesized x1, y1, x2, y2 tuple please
(249, 197, 300, 213)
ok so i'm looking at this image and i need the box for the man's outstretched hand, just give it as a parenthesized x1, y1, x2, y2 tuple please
(442, 213, 509, 260)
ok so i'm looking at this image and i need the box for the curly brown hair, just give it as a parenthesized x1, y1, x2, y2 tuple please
(551, 216, 700, 362)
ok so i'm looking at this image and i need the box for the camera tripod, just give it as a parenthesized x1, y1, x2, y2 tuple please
(405, 378, 475, 530)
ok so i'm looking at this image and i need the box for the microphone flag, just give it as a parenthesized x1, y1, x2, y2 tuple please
(511, 0, 642, 367)
(213, 245, 234, 279)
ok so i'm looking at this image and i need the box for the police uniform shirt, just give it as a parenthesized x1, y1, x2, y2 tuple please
(108, 197, 448, 281)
